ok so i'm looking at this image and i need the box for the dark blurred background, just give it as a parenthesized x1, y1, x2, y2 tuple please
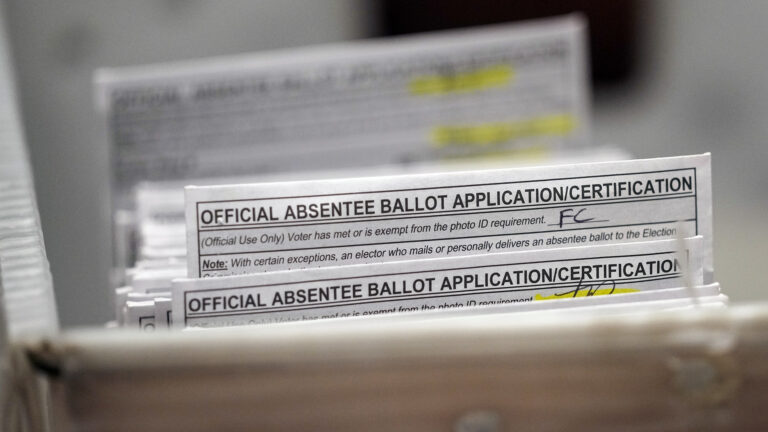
(378, 0, 641, 87)
(4, 0, 765, 326)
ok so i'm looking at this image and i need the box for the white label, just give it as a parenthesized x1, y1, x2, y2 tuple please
(264, 283, 722, 330)
(97, 15, 589, 207)
(172, 238, 703, 329)
(185, 154, 713, 280)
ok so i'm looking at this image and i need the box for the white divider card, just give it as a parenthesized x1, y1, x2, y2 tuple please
(172, 238, 703, 329)
(185, 154, 713, 280)
(96, 15, 589, 208)
(154, 297, 172, 329)
(124, 300, 157, 332)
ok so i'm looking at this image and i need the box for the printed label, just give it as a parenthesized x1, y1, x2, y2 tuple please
(186, 154, 713, 280)
(173, 238, 703, 328)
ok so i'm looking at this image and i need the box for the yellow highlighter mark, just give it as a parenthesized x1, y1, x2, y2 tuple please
(431, 113, 576, 148)
(534, 288, 640, 301)
(409, 64, 513, 96)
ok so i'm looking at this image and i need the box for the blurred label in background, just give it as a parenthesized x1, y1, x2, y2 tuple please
(95, 15, 590, 210)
